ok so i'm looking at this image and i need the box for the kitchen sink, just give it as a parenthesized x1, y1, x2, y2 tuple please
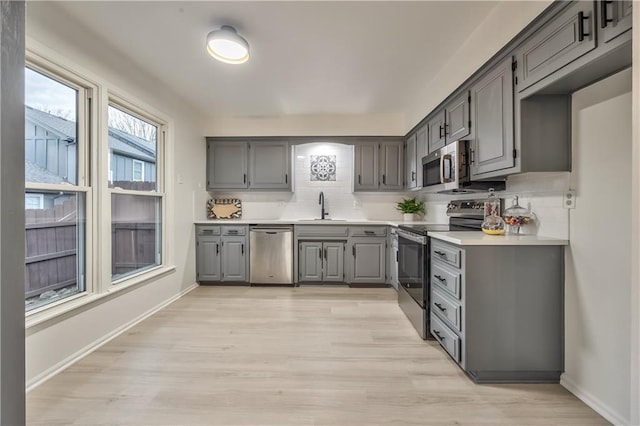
(296, 219, 347, 223)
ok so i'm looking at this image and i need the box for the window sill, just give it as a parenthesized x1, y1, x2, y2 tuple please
(26, 265, 176, 331)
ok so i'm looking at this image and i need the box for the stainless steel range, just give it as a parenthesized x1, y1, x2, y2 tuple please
(397, 198, 500, 339)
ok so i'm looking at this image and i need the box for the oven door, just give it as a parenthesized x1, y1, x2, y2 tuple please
(397, 229, 427, 308)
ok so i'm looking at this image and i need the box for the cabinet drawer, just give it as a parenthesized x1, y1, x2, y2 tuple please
(197, 226, 221, 236)
(431, 262, 461, 299)
(349, 226, 387, 237)
(431, 240, 461, 269)
(430, 313, 460, 363)
(431, 287, 462, 332)
(295, 226, 348, 238)
(222, 226, 246, 236)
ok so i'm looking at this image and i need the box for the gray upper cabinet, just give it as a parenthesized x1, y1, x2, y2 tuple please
(221, 236, 247, 282)
(354, 143, 379, 191)
(470, 57, 515, 178)
(349, 238, 386, 283)
(206, 138, 291, 191)
(405, 134, 417, 189)
(601, 0, 632, 44)
(249, 142, 290, 189)
(415, 125, 427, 189)
(444, 91, 471, 144)
(516, 1, 596, 92)
(379, 141, 403, 191)
(207, 141, 248, 190)
(196, 236, 221, 282)
(354, 140, 403, 192)
(427, 110, 445, 154)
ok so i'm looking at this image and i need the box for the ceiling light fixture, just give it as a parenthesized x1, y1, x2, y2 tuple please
(206, 25, 250, 64)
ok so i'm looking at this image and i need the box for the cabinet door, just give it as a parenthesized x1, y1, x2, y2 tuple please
(354, 143, 379, 191)
(249, 142, 290, 190)
(299, 242, 323, 282)
(427, 110, 446, 154)
(470, 57, 515, 177)
(601, 0, 632, 43)
(415, 126, 427, 190)
(323, 242, 345, 282)
(207, 141, 248, 190)
(349, 238, 386, 283)
(445, 92, 471, 144)
(221, 237, 246, 281)
(379, 141, 403, 191)
(196, 236, 221, 282)
(517, 1, 596, 92)
(405, 134, 417, 189)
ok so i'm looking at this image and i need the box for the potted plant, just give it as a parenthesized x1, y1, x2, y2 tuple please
(396, 197, 425, 222)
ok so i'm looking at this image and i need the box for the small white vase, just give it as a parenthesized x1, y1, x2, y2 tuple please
(403, 213, 414, 222)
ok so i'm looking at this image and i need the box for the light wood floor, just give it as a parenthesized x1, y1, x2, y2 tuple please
(27, 286, 608, 425)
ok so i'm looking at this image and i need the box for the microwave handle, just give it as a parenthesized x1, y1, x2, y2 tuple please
(439, 154, 446, 184)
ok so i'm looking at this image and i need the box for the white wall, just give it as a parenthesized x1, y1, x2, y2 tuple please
(404, 0, 553, 130)
(561, 69, 632, 425)
(25, 2, 206, 386)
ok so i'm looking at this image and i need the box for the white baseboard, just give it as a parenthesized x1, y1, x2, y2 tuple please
(561, 374, 630, 425)
(26, 282, 199, 392)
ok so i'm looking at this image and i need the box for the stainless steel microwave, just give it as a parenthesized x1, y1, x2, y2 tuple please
(422, 140, 505, 194)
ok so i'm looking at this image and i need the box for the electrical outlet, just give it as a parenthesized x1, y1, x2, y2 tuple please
(564, 190, 576, 209)
(353, 199, 362, 209)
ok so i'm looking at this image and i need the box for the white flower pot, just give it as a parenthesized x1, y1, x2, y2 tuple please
(403, 213, 414, 222)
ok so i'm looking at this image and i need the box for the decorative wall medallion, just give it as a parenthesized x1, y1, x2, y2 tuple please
(310, 155, 336, 181)
(207, 198, 242, 219)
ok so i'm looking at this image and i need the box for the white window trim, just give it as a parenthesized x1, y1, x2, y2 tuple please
(132, 159, 144, 182)
(24, 45, 174, 318)
(106, 96, 168, 289)
(25, 193, 44, 209)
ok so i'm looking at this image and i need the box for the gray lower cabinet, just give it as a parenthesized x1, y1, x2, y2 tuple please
(469, 57, 515, 178)
(601, 0, 632, 44)
(354, 140, 403, 192)
(349, 238, 386, 283)
(196, 225, 248, 283)
(516, 1, 596, 93)
(298, 241, 345, 283)
(206, 138, 291, 191)
(429, 238, 564, 383)
(196, 236, 221, 281)
(220, 237, 247, 281)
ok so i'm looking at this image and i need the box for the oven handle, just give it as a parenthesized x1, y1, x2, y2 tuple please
(396, 229, 427, 245)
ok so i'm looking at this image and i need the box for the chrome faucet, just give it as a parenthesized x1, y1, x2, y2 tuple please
(319, 191, 329, 219)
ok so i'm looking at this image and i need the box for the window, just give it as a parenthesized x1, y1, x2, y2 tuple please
(24, 52, 170, 316)
(132, 160, 144, 182)
(108, 102, 164, 282)
(24, 64, 89, 311)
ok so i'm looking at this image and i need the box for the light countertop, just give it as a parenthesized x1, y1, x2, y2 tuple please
(428, 231, 568, 246)
(194, 219, 436, 227)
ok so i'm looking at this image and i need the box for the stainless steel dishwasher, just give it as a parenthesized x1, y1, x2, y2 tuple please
(249, 225, 293, 284)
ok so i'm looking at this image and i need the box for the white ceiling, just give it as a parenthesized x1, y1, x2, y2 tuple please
(50, 1, 500, 120)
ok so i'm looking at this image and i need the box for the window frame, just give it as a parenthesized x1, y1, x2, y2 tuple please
(24, 54, 95, 314)
(132, 159, 145, 182)
(105, 96, 167, 287)
(24, 48, 174, 324)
